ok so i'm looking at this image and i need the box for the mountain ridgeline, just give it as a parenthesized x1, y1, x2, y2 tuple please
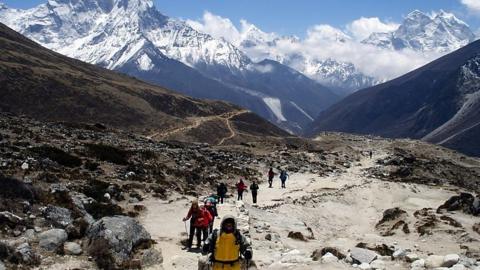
(308, 39, 480, 157)
(0, 0, 340, 134)
(0, 22, 289, 144)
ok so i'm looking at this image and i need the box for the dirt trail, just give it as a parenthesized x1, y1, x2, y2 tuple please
(140, 152, 471, 269)
(146, 110, 248, 141)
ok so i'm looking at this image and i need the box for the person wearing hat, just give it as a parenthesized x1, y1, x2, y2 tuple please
(203, 215, 253, 269)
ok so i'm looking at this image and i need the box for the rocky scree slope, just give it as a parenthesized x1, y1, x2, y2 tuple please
(307, 39, 480, 157)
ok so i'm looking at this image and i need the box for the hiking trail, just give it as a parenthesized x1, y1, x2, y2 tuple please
(146, 110, 248, 142)
(140, 151, 463, 269)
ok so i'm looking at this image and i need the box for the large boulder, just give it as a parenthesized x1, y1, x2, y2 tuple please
(87, 216, 152, 269)
(38, 229, 68, 252)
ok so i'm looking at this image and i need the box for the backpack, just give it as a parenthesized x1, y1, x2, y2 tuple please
(209, 228, 243, 254)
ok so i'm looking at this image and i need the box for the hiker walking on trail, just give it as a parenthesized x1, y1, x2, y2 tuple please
(236, 179, 247, 201)
(204, 195, 219, 234)
(268, 167, 274, 188)
(202, 215, 253, 270)
(217, 183, 228, 204)
(182, 200, 212, 250)
(369, 150, 373, 159)
(250, 181, 259, 204)
(279, 170, 289, 188)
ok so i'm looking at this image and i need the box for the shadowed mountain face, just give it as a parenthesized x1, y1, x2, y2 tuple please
(307, 40, 480, 157)
(0, 23, 289, 144)
(0, 0, 339, 134)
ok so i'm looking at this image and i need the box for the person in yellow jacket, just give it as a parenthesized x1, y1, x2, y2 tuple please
(202, 215, 252, 270)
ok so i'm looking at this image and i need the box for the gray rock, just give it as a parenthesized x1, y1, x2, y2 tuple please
(38, 229, 68, 252)
(350, 247, 379, 264)
(87, 216, 152, 268)
(425, 255, 444, 268)
(64, 242, 82, 255)
(406, 253, 419, 262)
(43, 205, 73, 228)
(321, 252, 339, 263)
(359, 262, 372, 269)
(140, 248, 163, 267)
(411, 259, 425, 268)
(13, 243, 40, 265)
(443, 254, 460, 267)
(0, 261, 5, 270)
(451, 264, 466, 270)
(392, 248, 409, 259)
(370, 259, 386, 269)
(0, 211, 24, 227)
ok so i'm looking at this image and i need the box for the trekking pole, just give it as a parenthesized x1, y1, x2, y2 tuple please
(184, 220, 189, 238)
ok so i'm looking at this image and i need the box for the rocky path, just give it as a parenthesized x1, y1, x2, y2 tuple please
(146, 110, 249, 141)
(140, 152, 476, 269)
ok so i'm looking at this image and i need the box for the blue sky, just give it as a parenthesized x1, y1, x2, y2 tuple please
(2, 0, 479, 36)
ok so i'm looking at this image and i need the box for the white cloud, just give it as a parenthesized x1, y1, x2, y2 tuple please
(346, 17, 400, 40)
(461, 0, 480, 13)
(186, 11, 443, 82)
(186, 11, 240, 44)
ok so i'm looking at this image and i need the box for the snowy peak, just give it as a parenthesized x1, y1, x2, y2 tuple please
(363, 10, 475, 52)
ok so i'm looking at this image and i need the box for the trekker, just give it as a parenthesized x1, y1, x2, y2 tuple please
(202, 215, 253, 270)
(279, 170, 289, 188)
(268, 168, 274, 188)
(217, 183, 228, 204)
(236, 179, 247, 201)
(369, 150, 373, 159)
(183, 200, 213, 249)
(250, 181, 259, 204)
(204, 195, 219, 233)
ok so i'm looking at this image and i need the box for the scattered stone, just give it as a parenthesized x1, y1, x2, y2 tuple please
(64, 242, 82, 255)
(13, 243, 40, 266)
(359, 262, 372, 269)
(392, 248, 409, 259)
(451, 264, 466, 270)
(139, 248, 163, 267)
(38, 229, 68, 252)
(411, 258, 425, 268)
(406, 253, 419, 262)
(287, 231, 307, 241)
(0, 211, 24, 228)
(425, 255, 444, 268)
(375, 207, 410, 236)
(265, 234, 272, 241)
(0, 261, 4, 270)
(350, 247, 379, 264)
(42, 205, 73, 228)
(473, 223, 480, 235)
(321, 252, 339, 263)
(437, 193, 479, 216)
(443, 254, 460, 267)
(370, 259, 386, 269)
(87, 216, 152, 269)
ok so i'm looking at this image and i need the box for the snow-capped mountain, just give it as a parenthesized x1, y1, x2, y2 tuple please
(363, 10, 476, 52)
(301, 59, 380, 93)
(235, 24, 377, 93)
(0, 0, 340, 134)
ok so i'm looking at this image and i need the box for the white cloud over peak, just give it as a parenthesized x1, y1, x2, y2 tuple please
(461, 0, 480, 13)
(186, 11, 444, 81)
(346, 17, 400, 40)
(186, 11, 241, 44)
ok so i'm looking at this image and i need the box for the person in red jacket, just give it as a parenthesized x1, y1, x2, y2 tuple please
(236, 179, 247, 201)
(183, 200, 213, 250)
